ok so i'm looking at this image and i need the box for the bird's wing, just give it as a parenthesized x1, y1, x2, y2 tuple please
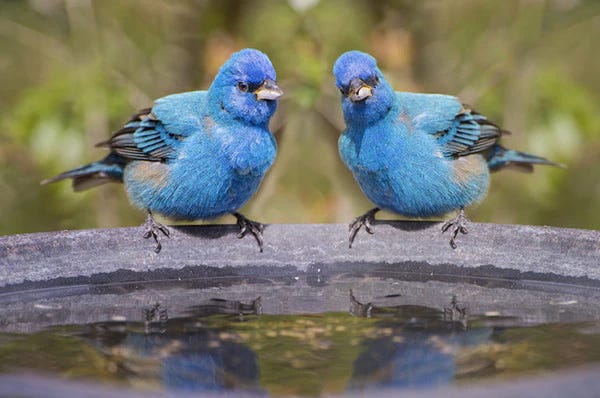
(433, 105, 506, 158)
(406, 93, 506, 159)
(97, 91, 206, 162)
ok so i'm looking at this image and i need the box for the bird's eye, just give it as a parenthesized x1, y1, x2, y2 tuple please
(374, 76, 380, 84)
(237, 82, 249, 92)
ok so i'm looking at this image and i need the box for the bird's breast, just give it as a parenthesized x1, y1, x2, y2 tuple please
(344, 122, 410, 173)
(227, 130, 276, 176)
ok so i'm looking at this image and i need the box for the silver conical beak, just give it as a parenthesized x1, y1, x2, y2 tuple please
(255, 79, 283, 101)
(348, 77, 373, 102)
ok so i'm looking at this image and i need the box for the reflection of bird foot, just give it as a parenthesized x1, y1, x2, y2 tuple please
(142, 211, 170, 253)
(348, 207, 380, 248)
(441, 208, 469, 249)
(444, 295, 468, 328)
(349, 289, 374, 318)
(144, 303, 169, 323)
(233, 212, 265, 252)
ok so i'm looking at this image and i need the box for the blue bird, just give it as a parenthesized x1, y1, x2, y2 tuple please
(43, 48, 283, 253)
(333, 51, 560, 249)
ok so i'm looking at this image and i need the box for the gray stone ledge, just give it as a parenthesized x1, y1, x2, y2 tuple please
(0, 222, 599, 290)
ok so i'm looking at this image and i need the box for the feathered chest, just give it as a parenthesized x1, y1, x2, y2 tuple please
(177, 124, 276, 177)
(340, 120, 405, 171)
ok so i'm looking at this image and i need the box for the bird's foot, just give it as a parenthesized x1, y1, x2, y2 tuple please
(233, 212, 264, 253)
(348, 207, 380, 248)
(441, 208, 468, 249)
(142, 212, 170, 253)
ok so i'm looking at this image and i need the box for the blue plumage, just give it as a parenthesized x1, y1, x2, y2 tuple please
(333, 51, 559, 248)
(43, 48, 283, 252)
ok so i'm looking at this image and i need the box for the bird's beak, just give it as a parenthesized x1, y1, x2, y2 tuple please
(254, 79, 283, 101)
(348, 78, 373, 102)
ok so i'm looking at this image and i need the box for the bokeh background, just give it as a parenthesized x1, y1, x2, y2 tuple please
(1, 0, 599, 235)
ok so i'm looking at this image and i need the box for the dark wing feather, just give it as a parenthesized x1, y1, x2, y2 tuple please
(96, 108, 183, 162)
(435, 105, 507, 159)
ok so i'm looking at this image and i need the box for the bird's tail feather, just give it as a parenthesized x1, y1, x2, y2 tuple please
(486, 144, 563, 173)
(41, 153, 125, 192)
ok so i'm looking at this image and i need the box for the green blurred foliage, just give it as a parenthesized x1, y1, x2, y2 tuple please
(1, 0, 599, 235)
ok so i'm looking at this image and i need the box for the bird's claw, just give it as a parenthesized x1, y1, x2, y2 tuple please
(143, 212, 170, 253)
(348, 207, 380, 248)
(441, 209, 468, 249)
(233, 212, 265, 252)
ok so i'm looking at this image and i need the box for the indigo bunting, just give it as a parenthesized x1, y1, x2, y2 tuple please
(43, 48, 283, 253)
(333, 51, 559, 249)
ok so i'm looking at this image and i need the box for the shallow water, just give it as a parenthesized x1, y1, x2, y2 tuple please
(1, 273, 600, 397)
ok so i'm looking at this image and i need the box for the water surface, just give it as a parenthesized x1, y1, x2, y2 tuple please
(1, 273, 599, 397)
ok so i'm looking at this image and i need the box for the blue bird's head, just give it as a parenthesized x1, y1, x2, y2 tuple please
(333, 51, 395, 126)
(209, 48, 283, 126)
